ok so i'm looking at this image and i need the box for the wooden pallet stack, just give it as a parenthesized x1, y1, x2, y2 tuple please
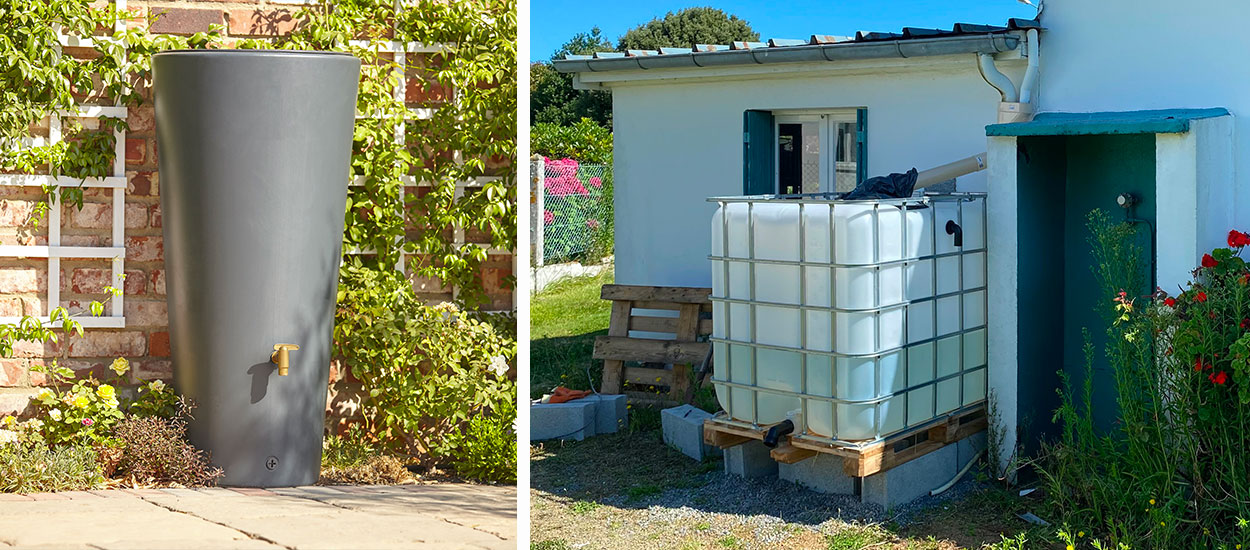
(592, 284, 712, 407)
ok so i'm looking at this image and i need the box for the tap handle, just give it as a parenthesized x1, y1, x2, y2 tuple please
(271, 344, 300, 376)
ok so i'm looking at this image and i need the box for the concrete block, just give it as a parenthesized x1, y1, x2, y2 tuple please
(529, 400, 596, 441)
(661, 405, 720, 461)
(861, 442, 958, 510)
(584, 394, 628, 434)
(958, 429, 988, 469)
(723, 440, 778, 479)
(778, 453, 856, 494)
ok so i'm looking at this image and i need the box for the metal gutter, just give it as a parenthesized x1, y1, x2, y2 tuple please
(553, 33, 1020, 74)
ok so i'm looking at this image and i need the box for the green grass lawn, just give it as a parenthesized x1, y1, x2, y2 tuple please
(530, 268, 614, 399)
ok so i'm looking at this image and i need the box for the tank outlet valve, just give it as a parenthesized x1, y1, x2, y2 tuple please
(271, 344, 300, 376)
(763, 419, 795, 448)
(945, 220, 963, 247)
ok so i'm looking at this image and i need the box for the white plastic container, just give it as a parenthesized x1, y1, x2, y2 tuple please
(709, 193, 987, 442)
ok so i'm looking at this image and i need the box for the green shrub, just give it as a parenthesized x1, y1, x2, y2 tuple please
(0, 442, 104, 493)
(335, 265, 517, 482)
(1039, 210, 1250, 548)
(446, 395, 516, 483)
(531, 119, 613, 165)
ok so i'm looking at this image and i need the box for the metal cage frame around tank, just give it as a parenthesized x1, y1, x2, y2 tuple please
(706, 191, 989, 449)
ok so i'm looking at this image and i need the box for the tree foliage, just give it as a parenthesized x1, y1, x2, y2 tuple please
(617, 7, 758, 50)
(531, 28, 613, 128)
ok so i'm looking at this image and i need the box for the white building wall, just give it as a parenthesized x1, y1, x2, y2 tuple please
(1038, 0, 1246, 233)
(611, 61, 1016, 286)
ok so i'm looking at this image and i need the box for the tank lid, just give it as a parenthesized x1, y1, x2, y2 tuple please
(153, 49, 357, 58)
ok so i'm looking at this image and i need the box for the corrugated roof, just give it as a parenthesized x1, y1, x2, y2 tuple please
(559, 18, 1039, 62)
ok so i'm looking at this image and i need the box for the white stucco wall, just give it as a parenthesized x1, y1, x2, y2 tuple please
(1038, 0, 1245, 235)
(608, 59, 1019, 287)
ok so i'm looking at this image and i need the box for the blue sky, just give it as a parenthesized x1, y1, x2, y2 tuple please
(530, 1, 1038, 62)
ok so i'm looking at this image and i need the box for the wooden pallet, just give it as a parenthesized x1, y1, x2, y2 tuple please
(703, 405, 988, 477)
(592, 284, 712, 405)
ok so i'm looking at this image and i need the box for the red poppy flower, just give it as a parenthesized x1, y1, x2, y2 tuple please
(1164, 297, 1177, 307)
(1241, 318, 1249, 330)
(1210, 371, 1228, 385)
(1242, 273, 1250, 286)
(1195, 291, 1208, 303)
(1195, 357, 1207, 372)
(1202, 254, 1219, 268)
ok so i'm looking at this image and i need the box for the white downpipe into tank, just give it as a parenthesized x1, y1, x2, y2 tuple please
(916, 153, 988, 190)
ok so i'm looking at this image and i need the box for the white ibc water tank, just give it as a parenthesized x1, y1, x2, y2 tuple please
(709, 193, 987, 442)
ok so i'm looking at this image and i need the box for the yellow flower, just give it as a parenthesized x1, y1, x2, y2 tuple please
(72, 394, 89, 409)
(1067, 545, 1074, 550)
(1160, 521, 1165, 527)
(1, 416, 14, 427)
(36, 388, 53, 401)
(149, 380, 166, 392)
(96, 384, 116, 401)
(1078, 531, 1084, 538)
(1149, 498, 1155, 505)
(110, 357, 129, 376)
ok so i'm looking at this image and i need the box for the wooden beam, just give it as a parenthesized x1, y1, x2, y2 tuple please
(770, 444, 817, 464)
(704, 427, 753, 449)
(629, 315, 714, 335)
(601, 284, 712, 304)
(592, 337, 710, 364)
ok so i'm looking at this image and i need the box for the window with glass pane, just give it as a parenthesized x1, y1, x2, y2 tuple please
(774, 111, 860, 194)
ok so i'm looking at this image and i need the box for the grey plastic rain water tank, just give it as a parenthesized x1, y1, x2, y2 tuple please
(153, 50, 361, 487)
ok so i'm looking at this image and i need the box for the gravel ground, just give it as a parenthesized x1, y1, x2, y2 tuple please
(531, 430, 1041, 550)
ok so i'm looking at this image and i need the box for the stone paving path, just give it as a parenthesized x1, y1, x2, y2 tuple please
(0, 483, 516, 549)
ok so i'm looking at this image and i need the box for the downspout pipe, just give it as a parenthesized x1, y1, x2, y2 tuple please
(977, 53, 1018, 102)
(1019, 29, 1040, 105)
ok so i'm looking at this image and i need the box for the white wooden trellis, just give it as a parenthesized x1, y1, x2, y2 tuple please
(341, 35, 515, 309)
(0, 2, 129, 329)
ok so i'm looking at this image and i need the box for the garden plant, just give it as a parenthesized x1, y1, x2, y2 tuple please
(1037, 210, 1250, 549)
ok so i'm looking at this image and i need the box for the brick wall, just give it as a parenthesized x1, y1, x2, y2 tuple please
(0, 0, 515, 418)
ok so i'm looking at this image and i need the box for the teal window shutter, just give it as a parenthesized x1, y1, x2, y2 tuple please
(743, 110, 775, 195)
(856, 108, 868, 184)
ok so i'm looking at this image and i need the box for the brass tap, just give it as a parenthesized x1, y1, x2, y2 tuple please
(271, 344, 300, 376)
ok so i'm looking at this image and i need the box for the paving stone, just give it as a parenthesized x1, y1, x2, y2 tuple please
(661, 404, 721, 461)
(0, 493, 32, 501)
(529, 399, 596, 441)
(25, 492, 70, 500)
(58, 491, 104, 500)
(861, 442, 959, 510)
(0, 483, 513, 549)
(778, 453, 856, 494)
(723, 440, 778, 479)
(228, 487, 277, 497)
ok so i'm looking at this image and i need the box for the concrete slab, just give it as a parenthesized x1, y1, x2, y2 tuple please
(778, 453, 856, 495)
(583, 393, 628, 434)
(861, 442, 959, 510)
(529, 399, 596, 441)
(661, 405, 720, 461)
(723, 440, 778, 479)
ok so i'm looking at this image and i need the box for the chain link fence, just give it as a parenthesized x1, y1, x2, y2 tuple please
(531, 157, 612, 266)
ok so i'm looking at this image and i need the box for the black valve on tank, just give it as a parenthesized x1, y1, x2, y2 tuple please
(763, 419, 795, 448)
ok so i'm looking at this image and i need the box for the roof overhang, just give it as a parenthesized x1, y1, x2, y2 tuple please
(554, 32, 1022, 79)
(986, 108, 1233, 137)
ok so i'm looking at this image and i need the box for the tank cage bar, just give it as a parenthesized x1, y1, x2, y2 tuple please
(706, 192, 988, 446)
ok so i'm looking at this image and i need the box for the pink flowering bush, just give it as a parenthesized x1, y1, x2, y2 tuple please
(541, 157, 612, 261)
